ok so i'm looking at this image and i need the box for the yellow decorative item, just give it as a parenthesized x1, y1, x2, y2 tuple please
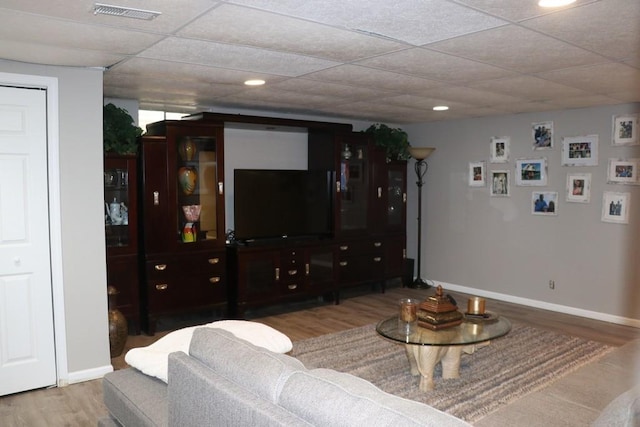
(178, 138, 196, 161)
(178, 167, 197, 195)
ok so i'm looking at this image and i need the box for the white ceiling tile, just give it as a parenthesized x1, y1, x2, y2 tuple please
(452, 0, 599, 22)
(269, 79, 387, 100)
(229, 0, 508, 45)
(0, 40, 125, 67)
(468, 76, 589, 100)
(427, 25, 607, 73)
(380, 94, 476, 112)
(139, 37, 339, 76)
(545, 95, 623, 110)
(537, 63, 640, 95)
(0, 9, 163, 55)
(178, 4, 406, 62)
(0, 0, 219, 32)
(521, 0, 640, 60)
(421, 86, 525, 106)
(356, 48, 517, 82)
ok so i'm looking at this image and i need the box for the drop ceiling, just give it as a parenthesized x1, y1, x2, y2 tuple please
(1, 0, 638, 123)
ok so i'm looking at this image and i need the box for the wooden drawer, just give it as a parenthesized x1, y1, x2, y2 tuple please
(338, 253, 384, 284)
(337, 239, 385, 257)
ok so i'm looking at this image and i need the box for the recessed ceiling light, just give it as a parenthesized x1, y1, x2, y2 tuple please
(538, 0, 576, 7)
(93, 3, 161, 20)
(433, 105, 449, 111)
(244, 79, 265, 86)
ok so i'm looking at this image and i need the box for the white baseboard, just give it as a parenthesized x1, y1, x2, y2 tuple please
(63, 364, 114, 386)
(434, 280, 640, 329)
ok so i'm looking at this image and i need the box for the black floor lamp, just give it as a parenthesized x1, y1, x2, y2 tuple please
(407, 146, 435, 289)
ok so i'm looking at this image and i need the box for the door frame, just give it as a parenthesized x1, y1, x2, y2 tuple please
(0, 71, 68, 386)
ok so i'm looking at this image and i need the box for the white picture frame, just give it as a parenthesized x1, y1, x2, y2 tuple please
(612, 114, 638, 146)
(602, 191, 630, 224)
(468, 161, 486, 187)
(607, 158, 640, 185)
(490, 170, 510, 197)
(515, 158, 548, 186)
(532, 121, 553, 150)
(561, 135, 598, 166)
(490, 136, 510, 163)
(532, 191, 558, 216)
(566, 173, 591, 203)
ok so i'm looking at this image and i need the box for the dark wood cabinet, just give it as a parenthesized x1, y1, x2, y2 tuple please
(139, 121, 227, 333)
(104, 154, 140, 333)
(229, 242, 336, 317)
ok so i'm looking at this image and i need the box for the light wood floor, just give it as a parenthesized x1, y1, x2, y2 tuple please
(3, 283, 639, 426)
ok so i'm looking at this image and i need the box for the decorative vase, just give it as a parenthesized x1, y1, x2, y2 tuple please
(178, 167, 198, 195)
(107, 286, 128, 358)
(178, 138, 196, 161)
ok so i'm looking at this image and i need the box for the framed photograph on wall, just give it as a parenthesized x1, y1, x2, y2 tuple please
(601, 191, 630, 224)
(468, 161, 486, 187)
(531, 191, 558, 215)
(566, 173, 591, 203)
(607, 158, 640, 185)
(490, 136, 510, 163)
(515, 158, 547, 186)
(561, 135, 598, 166)
(612, 114, 638, 146)
(532, 121, 553, 150)
(490, 170, 510, 197)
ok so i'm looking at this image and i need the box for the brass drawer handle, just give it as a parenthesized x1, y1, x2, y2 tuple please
(288, 269, 297, 276)
(336, 181, 341, 193)
(288, 284, 297, 290)
(208, 258, 220, 264)
(373, 257, 382, 262)
(373, 242, 382, 247)
(403, 193, 407, 203)
(339, 261, 348, 267)
(275, 267, 280, 281)
(305, 263, 310, 276)
(155, 283, 168, 291)
(209, 277, 221, 284)
(403, 248, 407, 259)
(154, 264, 167, 271)
(339, 245, 349, 251)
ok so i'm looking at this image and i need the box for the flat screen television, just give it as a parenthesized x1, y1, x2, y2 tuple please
(233, 169, 334, 243)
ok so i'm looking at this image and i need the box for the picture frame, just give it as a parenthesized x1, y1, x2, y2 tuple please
(565, 173, 591, 203)
(490, 170, 510, 197)
(607, 158, 640, 185)
(612, 114, 638, 146)
(468, 161, 486, 187)
(515, 158, 547, 186)
(532, 121, 553, 150)
(531, 191, 558, 216)
(561, 135, 598, 166)
(601, 191, 630, 224)
(490, 136, 510, 163)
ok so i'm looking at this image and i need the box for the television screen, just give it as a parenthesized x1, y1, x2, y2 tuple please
(234, 169, 333, 242)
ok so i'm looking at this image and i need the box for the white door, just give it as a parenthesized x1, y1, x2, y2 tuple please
(0, 85, 56, 395)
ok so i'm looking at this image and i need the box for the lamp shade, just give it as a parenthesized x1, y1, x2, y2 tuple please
(408, 147, 435, 160)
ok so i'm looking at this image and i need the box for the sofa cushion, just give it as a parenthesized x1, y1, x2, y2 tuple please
(124, 320, 292, 382)
(592, 384, 640, 427)
(189, 327, 305, 403)
(168, 351, 311, 426)
(102, 368, 168, 427)
(279, 368, 473, 426)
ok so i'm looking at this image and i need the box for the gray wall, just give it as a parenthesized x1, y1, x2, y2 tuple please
(0, 60, 110, 379)
(405, 103, 640, 324)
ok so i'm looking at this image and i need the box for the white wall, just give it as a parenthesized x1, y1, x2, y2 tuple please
(405, 103, 640, 324)
(0, 60, 110, 380)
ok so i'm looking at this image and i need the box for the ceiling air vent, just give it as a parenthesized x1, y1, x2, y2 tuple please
(93, 3, 161, 20)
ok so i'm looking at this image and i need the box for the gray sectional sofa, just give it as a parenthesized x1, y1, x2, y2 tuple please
(100, 327, 472, 426)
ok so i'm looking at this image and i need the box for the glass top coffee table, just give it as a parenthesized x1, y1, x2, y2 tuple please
(376, 314, 511, 391)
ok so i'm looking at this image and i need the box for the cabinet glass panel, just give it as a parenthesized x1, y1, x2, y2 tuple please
(176, 136, 219, 244)
(105, 164, 131, 247)
(339, 143, 368, 231)
(308, 251, 334, 284)
(387, 169, 404, 227)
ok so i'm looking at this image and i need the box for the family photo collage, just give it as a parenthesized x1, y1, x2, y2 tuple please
(468, 114, 639, 224)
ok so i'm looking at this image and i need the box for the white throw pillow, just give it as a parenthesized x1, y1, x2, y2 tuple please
(124, 320, 293, 383)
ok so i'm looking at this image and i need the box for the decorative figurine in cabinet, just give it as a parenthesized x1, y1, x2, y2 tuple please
(139, 121, 227, 334)
(104, 153, 140, 333)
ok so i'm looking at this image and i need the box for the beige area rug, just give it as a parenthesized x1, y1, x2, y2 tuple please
(292, 322, 614, 423)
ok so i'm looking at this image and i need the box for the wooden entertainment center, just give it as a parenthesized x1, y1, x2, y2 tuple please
(105, 112, 407, 334)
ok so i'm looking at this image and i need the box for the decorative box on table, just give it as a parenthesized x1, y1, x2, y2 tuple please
(417, 285, 463, 330)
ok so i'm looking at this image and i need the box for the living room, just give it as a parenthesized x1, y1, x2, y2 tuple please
(0, 0, 639, 424)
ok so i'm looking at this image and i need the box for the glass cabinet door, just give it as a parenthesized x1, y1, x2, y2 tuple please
(175, 135, 221, 246)
(338, 139, 369, 234)
(386, 168, 406, 229)
(104, 155, 136, 252)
